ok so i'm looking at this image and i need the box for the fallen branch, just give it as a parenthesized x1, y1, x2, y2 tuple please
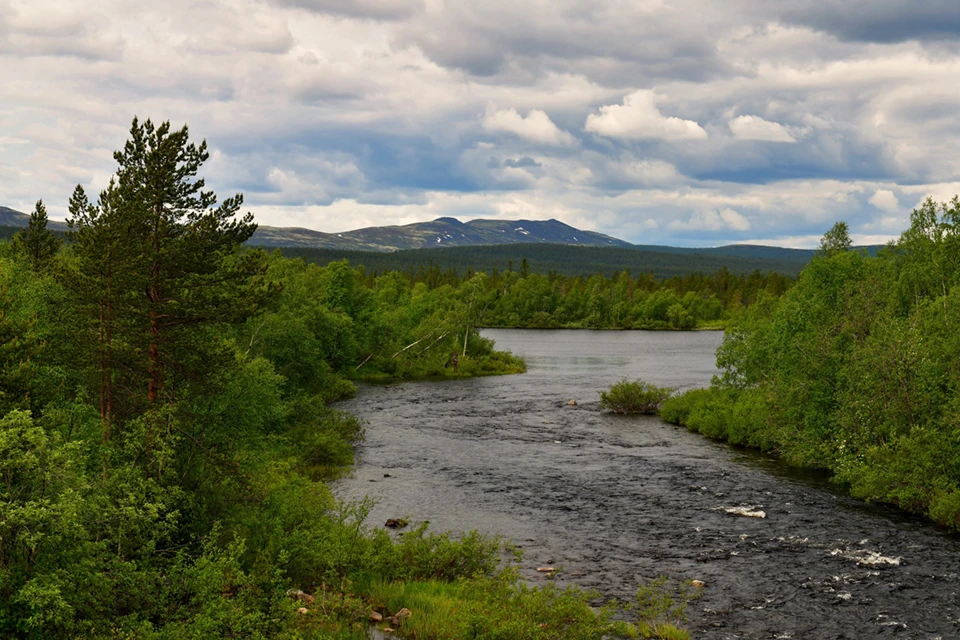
(419, 331, 449, 353)
(392, 336, 427, 359)
(354, 353, 374, 371)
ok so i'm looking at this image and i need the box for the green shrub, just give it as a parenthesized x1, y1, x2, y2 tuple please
(600, 378, 675, 414)
(632, 575, 699, 640)
(659, 387, 775, 450)
(361, 567, 638, 640)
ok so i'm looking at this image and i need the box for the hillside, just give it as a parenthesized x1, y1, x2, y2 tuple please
(2, 205, 880, 273)
(0, 206, 28, 226)
(1, 205, 68, 233)
(250, 216, 630, 250)
(274, 243, 811, 278)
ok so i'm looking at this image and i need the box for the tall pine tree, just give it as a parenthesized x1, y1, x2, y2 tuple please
(66, 117, 272, 454)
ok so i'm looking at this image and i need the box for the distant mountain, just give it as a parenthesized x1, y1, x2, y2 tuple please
(0, 205, 884, 263)
(0, 205, 68, 232)
(250, 217, 631, 250)
(0, 206, 28, 226)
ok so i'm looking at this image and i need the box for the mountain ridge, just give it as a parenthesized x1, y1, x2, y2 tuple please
(249, 216, 631, 250)
(1, 207, 881, 261)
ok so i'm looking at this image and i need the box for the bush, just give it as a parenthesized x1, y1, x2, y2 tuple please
(659, 387, 775, 449)
(600, 379, 675, 414)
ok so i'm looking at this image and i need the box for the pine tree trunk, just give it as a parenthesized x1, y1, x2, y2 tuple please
(98, 292, 106, 426)
(148, 311, 161, 402)
(105, 264, 113, 441)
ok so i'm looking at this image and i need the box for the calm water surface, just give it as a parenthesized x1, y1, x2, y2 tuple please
(336, 329, 960, 639)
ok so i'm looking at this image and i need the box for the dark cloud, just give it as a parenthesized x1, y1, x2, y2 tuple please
(270, 0, 423, 21)
(394, 1, 737, 82)
(503, 156, 541, 168)
(775, 1, 960, 43)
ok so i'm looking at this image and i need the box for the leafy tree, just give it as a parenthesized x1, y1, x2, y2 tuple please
(817, 221, 852, 257)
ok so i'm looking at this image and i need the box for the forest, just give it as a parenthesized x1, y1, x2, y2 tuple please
(660, 200, 960, 530)
(0, 118, 699, 638)
(276, 242, 808, 280)
(286, 258, 791, 332)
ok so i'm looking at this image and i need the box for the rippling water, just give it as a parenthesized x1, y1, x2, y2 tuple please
(336, 329, 960, 639)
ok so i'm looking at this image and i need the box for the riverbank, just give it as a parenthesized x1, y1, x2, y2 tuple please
(335, 329, 960, 638)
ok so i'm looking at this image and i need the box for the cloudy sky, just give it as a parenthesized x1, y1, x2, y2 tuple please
(2, 0, 960, 247)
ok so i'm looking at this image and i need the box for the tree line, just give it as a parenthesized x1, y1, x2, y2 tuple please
(0, 118, 543, 638)
(661, 201, 960, 530)
(337, 262, 791, 331)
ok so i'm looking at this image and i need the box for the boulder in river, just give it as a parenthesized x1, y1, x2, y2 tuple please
(567, 399, 578, 406)
(385, 518, 409, 529)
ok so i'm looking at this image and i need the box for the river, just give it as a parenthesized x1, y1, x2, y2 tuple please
(335, 329, 960, 639)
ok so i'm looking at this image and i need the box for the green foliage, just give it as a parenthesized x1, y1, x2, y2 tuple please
(276, 242, 809, 279)
(600, 379, 675, 414)
(817, 221, 852, 257)
(362, 567, 637, 640)
(10, 200, 62, 272)
(668, 200, 960, 530)
(0, 116, 693, 637)
(632, 576, 699, 640)
(659, 387, 775, 450)
(278, 246, 794, 331)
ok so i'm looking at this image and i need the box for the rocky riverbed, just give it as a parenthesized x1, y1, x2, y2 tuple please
(335, 329, 960, 639)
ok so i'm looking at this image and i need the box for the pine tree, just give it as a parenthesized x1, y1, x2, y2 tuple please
(12, 200, 62, 271)
(65, 184, 128, 438)
(66, 117, 273, 455)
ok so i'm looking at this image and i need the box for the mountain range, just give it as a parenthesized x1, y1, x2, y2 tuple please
(1, 205, 876, 267)
(249, 216, 632, 250)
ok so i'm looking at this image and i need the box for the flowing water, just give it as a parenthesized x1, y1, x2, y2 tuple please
(335, 329, 960, 639)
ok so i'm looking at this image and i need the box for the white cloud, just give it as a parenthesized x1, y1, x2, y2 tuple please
(719, 207, 751, 230)
(3, 0, 960, 247)
(868, 188, 899, 212)
(482, 106, 577, 146)
(669, 208, 750, 232)
(728, 115, 796, 142)
(585, 90, 707, 141)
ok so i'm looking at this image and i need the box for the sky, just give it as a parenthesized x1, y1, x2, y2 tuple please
(2, 0, 960, 248)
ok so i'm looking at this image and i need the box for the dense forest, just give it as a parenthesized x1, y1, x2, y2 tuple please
(472, 268, 790, 330)
(358, 264, 791, 330)
(276, 242, 809, 280)
(3, 119, 690, 639)
(661, 200, 960, 530)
